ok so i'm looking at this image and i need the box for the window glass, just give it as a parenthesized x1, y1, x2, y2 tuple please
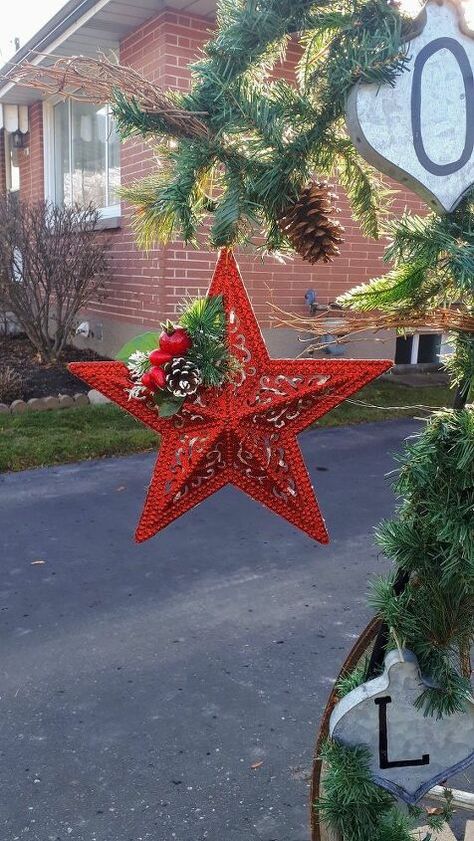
(53, 101, 120, 210)
(418, 333, 441, 364)
(395, 336, 413, 365)
(108, 111, 120, 205)
(72, 102, 106, 207)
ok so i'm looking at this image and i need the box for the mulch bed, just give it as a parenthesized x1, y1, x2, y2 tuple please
(1, 334, 110, 402)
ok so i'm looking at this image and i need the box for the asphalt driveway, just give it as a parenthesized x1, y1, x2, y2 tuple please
(0, 420, 417, 841)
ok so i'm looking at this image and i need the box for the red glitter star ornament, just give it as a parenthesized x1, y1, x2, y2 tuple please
(69, 250, 391, 543)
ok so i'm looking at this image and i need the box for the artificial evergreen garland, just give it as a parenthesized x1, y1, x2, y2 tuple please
(116, 0, 409, 254)
(337, 199, 474, 395)
(318, 739, 454, 841)
(313, 409, 473, 840)
(371, 409, 474, 718)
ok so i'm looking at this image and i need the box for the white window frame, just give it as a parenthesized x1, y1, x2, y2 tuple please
(43, 100, 120, 219)
(409, 333, 420, 365)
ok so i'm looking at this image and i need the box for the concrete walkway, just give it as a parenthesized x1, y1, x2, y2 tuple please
(0, 420, 418, 841)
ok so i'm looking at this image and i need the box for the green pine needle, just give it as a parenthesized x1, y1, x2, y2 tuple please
(336, 660, 370, 698)
(180, 294, 226, 340)
(317, 739, 452, 841)
(316, 740, 411, 841)
(179, 295, 234, 388)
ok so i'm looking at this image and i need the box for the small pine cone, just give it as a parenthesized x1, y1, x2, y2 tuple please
(279, 181, 345, 265)
(164, 357, 202, 398)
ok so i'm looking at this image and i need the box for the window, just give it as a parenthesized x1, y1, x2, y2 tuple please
(395, 333, 443, 365)
(50, 100, 120, 215)
(4, 131, 20, 194)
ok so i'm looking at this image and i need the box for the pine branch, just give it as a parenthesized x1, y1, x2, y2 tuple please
(296, 11, 353, 92)
(120, 142, 219, 247)
(210, 170, 262, 247)
(179, 294, 226, 339)
(383, 213, 443, 265)
(369, 410, 474, 718)
(444, 333, 474, 395)
(338, 262, 431, 313)
(316, 740, 415, 841)
(384, 212, 474, 295)
(179, 295, 233, 387)
(336, 660, 369, 698)
(119, 172, 177, 249)
(330, 135, 394, 239)
(111, 0, 411, 253)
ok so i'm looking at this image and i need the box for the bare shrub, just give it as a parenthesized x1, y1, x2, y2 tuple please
(0, 365, 23, 403)
(0, 197, 109, 361)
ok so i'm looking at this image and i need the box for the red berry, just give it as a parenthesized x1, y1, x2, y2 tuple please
(140, 371, 155, 390)
(141, 367, 166, 391)
(149, 348, 173, 366)
(159, 326, 192, 357)
(148, 366, 167, 389)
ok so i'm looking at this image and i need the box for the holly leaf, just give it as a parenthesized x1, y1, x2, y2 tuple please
(153, 391, 185, 417)
(116, 332, 159, 363)
(159, 398, 186, 418)
(152, 390, 168, 406)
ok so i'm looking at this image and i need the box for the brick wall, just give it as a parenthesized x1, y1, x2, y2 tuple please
(18, 102, 44, 202)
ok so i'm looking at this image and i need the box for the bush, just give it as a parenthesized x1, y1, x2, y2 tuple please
(0, 364, 22, 403)
(0, 197, 109, 362)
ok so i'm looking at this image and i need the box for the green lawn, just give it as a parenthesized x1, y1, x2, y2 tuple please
(315, 380, 453, 427)
(0, 404, 156, 472)
(0, 381, 453, 473)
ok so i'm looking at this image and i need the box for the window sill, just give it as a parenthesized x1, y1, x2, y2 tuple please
(94, 214, 121, 231)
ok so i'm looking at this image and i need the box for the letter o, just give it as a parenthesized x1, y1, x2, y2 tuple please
(411, 37, 474, 176)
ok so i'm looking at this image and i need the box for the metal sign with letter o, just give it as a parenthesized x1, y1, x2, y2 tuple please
(346, 0, 474, 212)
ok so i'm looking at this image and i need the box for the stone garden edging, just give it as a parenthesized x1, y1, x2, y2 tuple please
(0, 389, 111, 415)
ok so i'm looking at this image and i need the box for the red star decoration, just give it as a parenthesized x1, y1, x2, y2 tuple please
(69, 251, 391, 543)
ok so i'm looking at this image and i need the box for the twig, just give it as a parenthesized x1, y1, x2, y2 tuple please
(269, 303, 474, 348)
(0, 54, 209, 140)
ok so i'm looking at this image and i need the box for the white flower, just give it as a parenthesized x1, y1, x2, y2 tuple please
(126, 384, 148, 401)
(127, 350, 150, 381)
(129, 350, 148, 365)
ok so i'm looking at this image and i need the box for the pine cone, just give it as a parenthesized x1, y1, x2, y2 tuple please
(279, 181, 345, 264)
(164, 357, 202, 398)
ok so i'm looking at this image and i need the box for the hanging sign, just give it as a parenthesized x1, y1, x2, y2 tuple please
(346, 0, 474, 212)
(329, 649, 474, 804)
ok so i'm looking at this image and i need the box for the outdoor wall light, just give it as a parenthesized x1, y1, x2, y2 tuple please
(11, 130, 28, 150)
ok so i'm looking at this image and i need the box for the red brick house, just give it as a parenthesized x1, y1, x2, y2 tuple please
(0, 0, 444, 364)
